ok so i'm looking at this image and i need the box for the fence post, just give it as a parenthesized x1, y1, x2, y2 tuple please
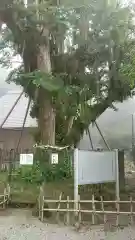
(8, 184, 10, 195)
(3, 188, 6, 209)
(38, 195, 41, 220)
(92, 194, 96, 225)
(78, 195, 81, 225)
(7, 184, 10, 203)
(38, 187, 42, 220)
(130, 196, 134, 225)
(100, 196, 106, 224)
(66, 196, 70, 225)
(56, 192, 62, 223)
(116, 197, 120, 227)
(39, 186, 44, 222)
(41, 194, 44, 222)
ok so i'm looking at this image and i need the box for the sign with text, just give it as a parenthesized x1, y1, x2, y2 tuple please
(51, 153, 58, 164)
(77, 150, 116, 185)
(20, 153, 33, 165)
(74, 149, 119, 208)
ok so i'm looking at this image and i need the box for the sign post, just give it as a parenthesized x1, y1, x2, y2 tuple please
(74, 148, 120, 208)
(74, 148, 79, 213)
(115, 149, 120, 200)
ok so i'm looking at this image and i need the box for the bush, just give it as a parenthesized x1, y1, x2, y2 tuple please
(12, 163, 43, 184)
(12, 149, 73, 184)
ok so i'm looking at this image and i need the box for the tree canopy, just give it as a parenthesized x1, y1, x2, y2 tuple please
(0, 0, 134, 146)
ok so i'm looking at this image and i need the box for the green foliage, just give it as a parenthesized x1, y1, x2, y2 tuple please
(120, 46, 135, 89)
(36, 149, 72, 182)
(12, 164, 43, 184)
(12, 150, 72, 184)
(30, 71, 64, 92)
(42, 160, 72, 182)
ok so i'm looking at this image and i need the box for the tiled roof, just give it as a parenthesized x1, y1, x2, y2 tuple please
(0, 90, 37, 128)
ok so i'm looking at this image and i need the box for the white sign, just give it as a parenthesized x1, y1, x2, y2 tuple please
(77, 150, 116, 185)
(51, 153, 58, 164)
(20, 154, 33, 165)
(74, 149, 119, 207)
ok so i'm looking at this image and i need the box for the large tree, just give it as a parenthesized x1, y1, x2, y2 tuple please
(0, 0, 134, 146)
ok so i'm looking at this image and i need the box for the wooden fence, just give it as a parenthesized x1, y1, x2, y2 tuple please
(38, 187, 135, 227)
(0, 184, 10, 209)
(0, 149, 33, 170)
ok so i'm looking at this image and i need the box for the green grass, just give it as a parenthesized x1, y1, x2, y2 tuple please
(1, 171, 135, 224)
(0, 172, 117, 203)
(0, 172, 8, 192)
(0, 171, 132, 205)
(0, 172, 38, 204)
(10, 182, 39, 204)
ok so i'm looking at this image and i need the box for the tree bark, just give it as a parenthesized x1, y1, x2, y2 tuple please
(38, 89, 55, 145)
(37, 28, 55, 145)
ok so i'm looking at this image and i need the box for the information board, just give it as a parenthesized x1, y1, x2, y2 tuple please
(74, 149, 119, 206)
(51, 153, 58, 164)
(20, 153, 33, 165)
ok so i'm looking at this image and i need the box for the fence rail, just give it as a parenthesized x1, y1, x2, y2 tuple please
(38, 187, 135, 226)
(38, 199, 135, 204)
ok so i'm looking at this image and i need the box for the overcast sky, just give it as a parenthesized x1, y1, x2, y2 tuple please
(0, 67, 20, 90)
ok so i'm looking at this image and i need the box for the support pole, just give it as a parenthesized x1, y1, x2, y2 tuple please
(132, 114, 134, 151)
(115, 149, 120, 200)
(74, 148, 79, 215)
(87, 128, 94, 150)
(16, 98, 31, 150)
(0, 90, 24, 128)
(94, 121, 111, 151)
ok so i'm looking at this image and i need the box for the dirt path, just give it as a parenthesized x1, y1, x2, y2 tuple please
(0, 209, 135, 240)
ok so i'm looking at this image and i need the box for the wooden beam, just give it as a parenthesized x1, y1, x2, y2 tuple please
(94, 120, 111, 151)
(0, 90, 24, 129)
(16, 98, 31, 150)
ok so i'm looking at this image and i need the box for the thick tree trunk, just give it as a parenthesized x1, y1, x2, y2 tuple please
(38, 89, 55, 145)
(37, 28, 55, 145)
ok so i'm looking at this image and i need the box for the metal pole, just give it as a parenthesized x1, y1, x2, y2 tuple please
(0, 90, 24, 128)
(16, 98, 31, 151)
(115, 149, 120, 200)
(94, 60, 111, 151)
(87, 128, 94, 150)
(74, 148, 79, 214)
(94, 121, 111, 151)
(132, 114, 134, 151)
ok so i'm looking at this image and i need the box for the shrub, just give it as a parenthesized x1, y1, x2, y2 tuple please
(12, 163, 43, 184)
(12, 149, 73, 184)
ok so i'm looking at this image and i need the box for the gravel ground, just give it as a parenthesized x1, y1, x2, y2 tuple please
(0, 209, 135, 239)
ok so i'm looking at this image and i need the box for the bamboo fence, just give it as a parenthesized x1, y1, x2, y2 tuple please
(38, 188, 135, 226)
(0, 184, 10, 209)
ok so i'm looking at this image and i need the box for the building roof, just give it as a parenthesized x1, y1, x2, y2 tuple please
(0, 90, 37, 129)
